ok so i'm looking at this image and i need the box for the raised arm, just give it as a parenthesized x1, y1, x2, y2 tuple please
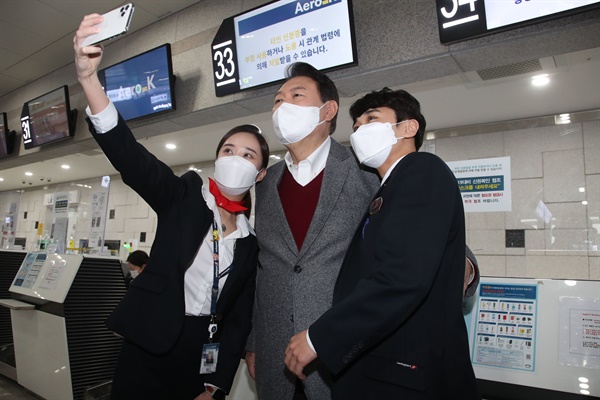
(74, 14, 110, 114)
(73, 15, 189, 212)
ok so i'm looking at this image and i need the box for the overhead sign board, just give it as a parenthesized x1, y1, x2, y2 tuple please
(211, 0, 357, 97)
(436, 0, 600, 44)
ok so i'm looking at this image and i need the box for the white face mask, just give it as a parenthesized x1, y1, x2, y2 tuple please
(272, 102, 328, 145)
(350, 121, 405, 169)
(214, 155, 260, 196)
(130, 269, 140, 279)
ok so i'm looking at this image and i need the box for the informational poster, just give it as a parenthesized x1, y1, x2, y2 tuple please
(558, 296, 600, 369)
(472, 283, 537, 371)
(52, 192, 69, 253)
(89, 176, 110, 249)
(447, 156, 511, 213)
(12, 252, 47, 288)
(38, 256, 68, 291)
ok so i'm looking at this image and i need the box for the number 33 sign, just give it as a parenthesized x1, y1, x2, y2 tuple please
(211, 18, 241, 97)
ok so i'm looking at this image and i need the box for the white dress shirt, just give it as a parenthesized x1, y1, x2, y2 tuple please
(87, 101, 254, 317)
(284, 137, 331, 186)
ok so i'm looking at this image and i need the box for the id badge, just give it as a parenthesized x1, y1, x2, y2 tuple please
(200, 343, 220, 374)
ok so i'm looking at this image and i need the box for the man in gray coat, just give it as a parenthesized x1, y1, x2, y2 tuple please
(245, 62, 379, 400)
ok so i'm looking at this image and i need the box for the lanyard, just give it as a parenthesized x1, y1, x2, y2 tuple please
(209, 219, 232, 341)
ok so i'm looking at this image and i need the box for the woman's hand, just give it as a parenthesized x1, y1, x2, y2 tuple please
(193, 390, 215, 400)
(73, 14, 110, 114)
(73, 14, 104, 82)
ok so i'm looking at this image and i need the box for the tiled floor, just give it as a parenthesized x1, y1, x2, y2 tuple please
(0, 374, 40, 400)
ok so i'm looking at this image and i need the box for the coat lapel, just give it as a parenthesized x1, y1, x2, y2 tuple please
(298, 140, 351, 260)
(260, 161, 299, 256)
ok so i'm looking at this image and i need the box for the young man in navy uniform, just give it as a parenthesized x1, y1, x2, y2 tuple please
(285, 88, 481, 400)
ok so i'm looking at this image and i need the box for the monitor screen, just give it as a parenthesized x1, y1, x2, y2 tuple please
(212, 0, 357, 96)
(436, 0, 600, 44)
(98, 44, 176, 121)
(21, 85, 76, 150)
(0, 112, 15, 157)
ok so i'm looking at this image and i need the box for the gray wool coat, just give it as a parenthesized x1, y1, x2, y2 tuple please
(248, 139, 379, 400)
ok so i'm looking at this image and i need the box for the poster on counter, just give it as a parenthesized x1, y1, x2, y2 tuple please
(558, 296, 600, 369)
(89, 176, 110, 249)
(52, 192, 69, 253)
(38, 256, 68, 291)
(446, 156, 511, 213)
(12, 252, 47, 288)
(472, 283, 537, 372)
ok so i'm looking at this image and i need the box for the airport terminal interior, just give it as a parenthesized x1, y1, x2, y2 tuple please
(0, 1, 599, 399)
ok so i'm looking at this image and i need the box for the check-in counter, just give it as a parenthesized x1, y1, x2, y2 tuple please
(0, 253, 126, 400)
(0, 250, 27, 380)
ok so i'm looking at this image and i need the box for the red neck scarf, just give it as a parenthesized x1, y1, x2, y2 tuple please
(208, 178, 247, 213)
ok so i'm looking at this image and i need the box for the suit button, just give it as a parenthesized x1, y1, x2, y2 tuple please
(293, 265, 302, 273)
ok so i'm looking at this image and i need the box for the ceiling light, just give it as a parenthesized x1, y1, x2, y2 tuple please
(579, 187, 586, 193)
(0, 178, 4, 181)
(25, 172, 33, 176)
(582, 200, 588, 205)
(531, 74, 549, 86)
(580, 383, 590, 389)
(579, 377, 589, 383)
(580, 390, 590, 395)
(166, 143, 176, 150)
(555, 113, 571, 125)
(564, 280, 577, 287)
(269, 155, 281, 160)
(61, 164, 70, 169)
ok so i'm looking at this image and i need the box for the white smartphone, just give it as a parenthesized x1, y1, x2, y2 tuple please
(81, 3, 135, 47)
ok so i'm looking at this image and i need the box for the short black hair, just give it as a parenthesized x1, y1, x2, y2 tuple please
(284, 62, 339, 134)
(127, 250, 149, 268)
(349, 87, 427, 150)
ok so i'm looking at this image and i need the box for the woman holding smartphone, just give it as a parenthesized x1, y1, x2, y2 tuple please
(75, 14, 268, 400)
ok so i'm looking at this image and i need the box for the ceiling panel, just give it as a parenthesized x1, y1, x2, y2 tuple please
(0, 0, 204, 97)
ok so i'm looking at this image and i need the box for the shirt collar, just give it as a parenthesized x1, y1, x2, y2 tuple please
(380, 155, 407, 186)
(202, 184, 255, 237)
(284, 136, 331, 186)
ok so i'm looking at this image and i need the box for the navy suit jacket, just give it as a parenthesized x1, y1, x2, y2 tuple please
(89, 116, 258, 391)
(310, 152, 480, 399)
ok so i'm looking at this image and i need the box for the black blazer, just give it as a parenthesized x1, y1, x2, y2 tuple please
(310, 152, 480, 399)
(89, 116, 258, 391)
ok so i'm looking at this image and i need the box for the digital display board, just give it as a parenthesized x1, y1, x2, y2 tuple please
(212, 0, 357, 97)
(98, 44, 176, 121)
(21, 86, 77, 150)
(436, 0, 600, 44)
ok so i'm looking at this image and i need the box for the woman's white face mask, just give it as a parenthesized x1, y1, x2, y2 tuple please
(214, 156, 260, 196)
(350, 121, 406, 168)
(272, 102, 328, 145)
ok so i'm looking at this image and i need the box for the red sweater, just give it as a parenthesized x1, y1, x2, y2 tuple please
(278, 168, 324, 250)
